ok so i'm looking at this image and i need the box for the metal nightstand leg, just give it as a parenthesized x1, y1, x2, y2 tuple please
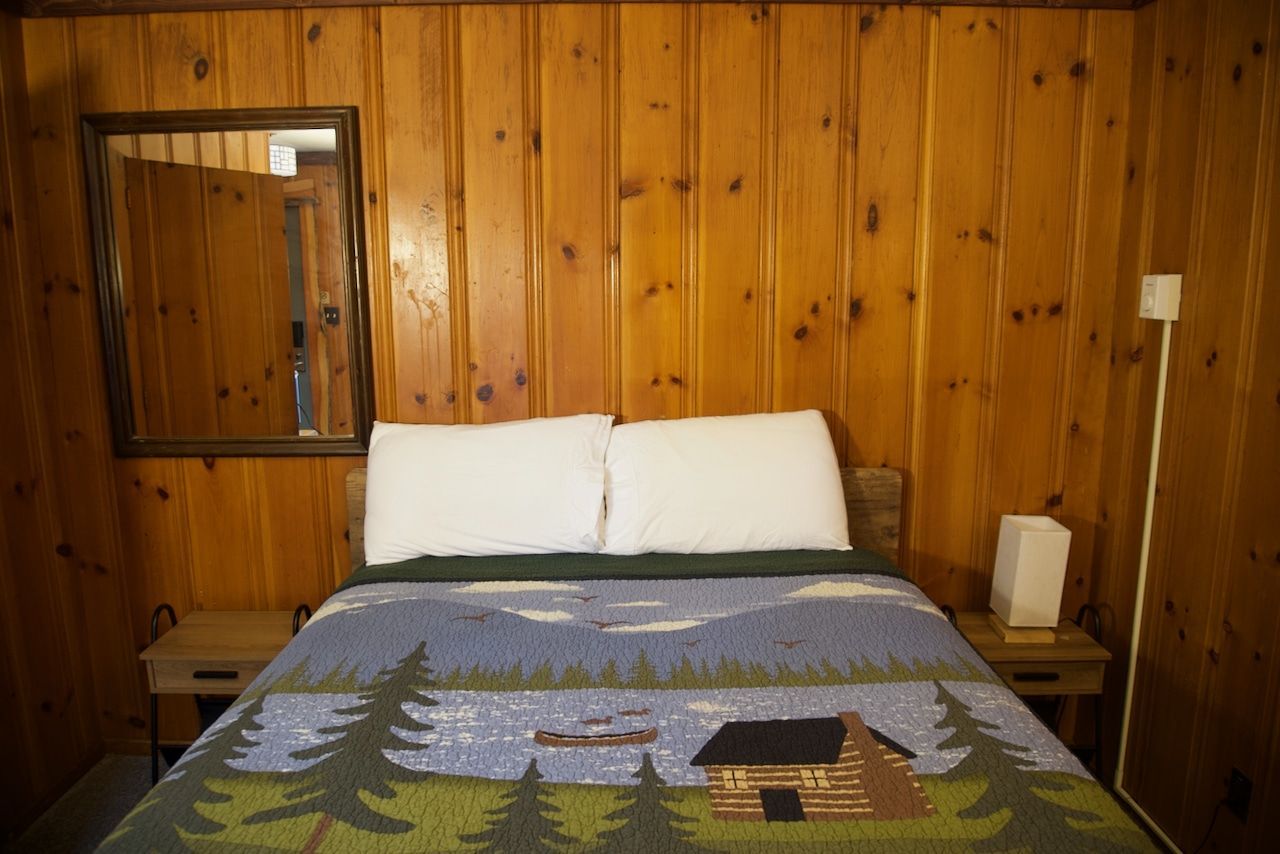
(149, 603, 177, 786)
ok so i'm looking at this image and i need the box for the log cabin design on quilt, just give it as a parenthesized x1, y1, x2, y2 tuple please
(690, 711, 935, 822)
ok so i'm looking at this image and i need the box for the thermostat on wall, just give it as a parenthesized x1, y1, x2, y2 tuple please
(1139, 274, 1182, 321)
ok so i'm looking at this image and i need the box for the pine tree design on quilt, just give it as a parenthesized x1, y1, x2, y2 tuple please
(99, 694, 267, 852)
(457, 758, 574, 851)
(595, 752, 702, 853)
(244, 641, 437, 848)
(933, 681, 1138, 852)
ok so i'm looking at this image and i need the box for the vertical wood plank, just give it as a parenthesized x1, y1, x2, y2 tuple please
(618, 3, 683, 422)
(539, 3, 608, 416)
(380, 6, 455, 424)
(1056, 11, 1134, 619)
(844, 5, 925, 467)
(695, 3, 768, 416)
(0, 13, 95, 807)
(769, 4, 844, 418)
(145, 13, 219, 111)
(26, 15, 147, 750)
(909, 6, 1007, 606)
(457, 5, 531, 422)
(979, 9, 1085, 575)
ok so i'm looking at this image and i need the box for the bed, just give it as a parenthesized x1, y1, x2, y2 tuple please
(102, 456, 1154, 851)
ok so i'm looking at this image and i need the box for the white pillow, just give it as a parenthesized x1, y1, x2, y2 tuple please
(364, 415, 613, 563)
(602, 410, 851, 555)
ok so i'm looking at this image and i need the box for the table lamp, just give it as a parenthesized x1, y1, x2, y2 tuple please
(988, 515, 1071, 643)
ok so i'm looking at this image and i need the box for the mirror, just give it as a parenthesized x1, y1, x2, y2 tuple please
(82, 107, 372, 456)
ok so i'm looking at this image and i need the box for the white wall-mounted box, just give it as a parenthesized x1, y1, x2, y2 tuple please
(1140, 274, 1182, 321)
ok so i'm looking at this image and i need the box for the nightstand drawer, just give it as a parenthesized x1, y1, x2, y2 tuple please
(148, 660, 265, 694)
(991, 660, 1105, 696)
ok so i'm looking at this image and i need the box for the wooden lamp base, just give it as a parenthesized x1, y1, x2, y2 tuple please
(987, 612, 1057, 644)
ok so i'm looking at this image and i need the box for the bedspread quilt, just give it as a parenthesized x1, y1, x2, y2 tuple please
(103, 551, 1153, 852)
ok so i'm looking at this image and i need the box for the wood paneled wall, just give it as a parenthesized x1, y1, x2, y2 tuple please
(1106, 0, 1280, 848)
(2, 0, 1141, 831)
(2, 1, 1273, 845)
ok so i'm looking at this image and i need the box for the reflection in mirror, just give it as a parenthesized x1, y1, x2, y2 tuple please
(83, 109, 371, 456)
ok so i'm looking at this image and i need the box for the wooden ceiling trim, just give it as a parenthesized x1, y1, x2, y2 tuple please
(23, 1, 1156, 21)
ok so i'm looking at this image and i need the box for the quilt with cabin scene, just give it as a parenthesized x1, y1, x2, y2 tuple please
(103, 550, 1154, 852)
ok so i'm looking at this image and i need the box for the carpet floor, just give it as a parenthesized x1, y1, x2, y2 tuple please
(6, 755, 162, 854)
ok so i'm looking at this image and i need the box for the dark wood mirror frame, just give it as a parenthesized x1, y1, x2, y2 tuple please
(82, 106, 374, 457)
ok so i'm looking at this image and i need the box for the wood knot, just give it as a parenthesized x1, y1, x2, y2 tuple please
(650, 377, 661, 387)
(1253, 41, 1264, 55)
(193, 57, 209, 80)
(307, 23, 322, 43)
(728, 176, 743, 193)
(1164, 56, 1175, 72)
(368, 192, 377, 205)
(1011, 309, 1025, 322)
(1207, 648, 1220, 664)
(495, 129, 506, 142)
(1069, 60, 1086, 77)
(445, 391, 456, 404)
(55, 543, 73, 557)
(561, 244, 577, 261)
(476, 383, 494, 403)
(1070, 421, 1080, 432)
(671, 177, 691, 193)
(217, 387, 230, 399)
(668, 375, 682, 386)
(1032, 72, 1044, 86)
(1045, 493, 1063, 508)
(1164, 600, 1174, 613)
(619, 179, 645, 199)
(809, 301, 820, 316)
(1048, 302, 1063, 316)
(859, 14, 874, 33)
(414, 393, 427, 405)
(849, 297, 863, 319)
(202, 457, 216, 470)
(866, 203, 879, 233)
(793, 325, 808, 340)
(821, 114, 831, 129)
(977, 228, 993, 243)
(156, 487, 170, 501)
(1232, 64, 1243, 82)
(1129, 346, 1144, 362)
(531, 130, 541, 154)
(515, 369, 527, 387)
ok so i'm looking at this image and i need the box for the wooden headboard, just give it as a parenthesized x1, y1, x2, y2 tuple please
(345, 466, 902, 568)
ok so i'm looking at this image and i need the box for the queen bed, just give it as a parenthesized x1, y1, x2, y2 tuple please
(101, 412, 1154, 852)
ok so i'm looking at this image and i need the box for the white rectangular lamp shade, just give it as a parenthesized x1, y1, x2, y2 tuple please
(989, 515, 1071, 628)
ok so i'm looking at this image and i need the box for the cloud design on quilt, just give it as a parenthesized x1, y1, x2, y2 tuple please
(452, 581, 584, 593)
(785, 580, 914, 600)
(501, 608, 575, 623)
(604, 619, 705, 633)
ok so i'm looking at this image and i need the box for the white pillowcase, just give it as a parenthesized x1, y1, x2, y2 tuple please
(602, 409, 851, 555)
(363, 415, 613, 563)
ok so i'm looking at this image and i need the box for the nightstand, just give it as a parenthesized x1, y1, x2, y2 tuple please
(142, 605, 309, 784)
(955, 609, 1111, 774)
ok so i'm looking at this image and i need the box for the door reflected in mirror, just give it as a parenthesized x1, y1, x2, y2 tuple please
(84, 109, 372, 456)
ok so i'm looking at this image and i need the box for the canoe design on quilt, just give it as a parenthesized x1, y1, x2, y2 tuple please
(533, 727, 659, 747)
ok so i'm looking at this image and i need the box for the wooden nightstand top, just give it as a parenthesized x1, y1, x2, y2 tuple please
(141, 610, 294, 664)
(956, 612, 1111, 664)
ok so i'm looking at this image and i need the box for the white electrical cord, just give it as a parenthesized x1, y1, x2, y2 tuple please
(1113, 317, 1181, 853)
